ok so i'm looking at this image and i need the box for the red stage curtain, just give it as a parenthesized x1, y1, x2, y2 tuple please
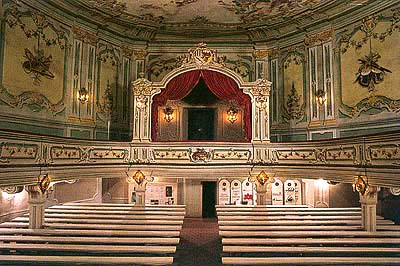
(201, 70, 252, 141)
(151, 70, 201, 140)
(151, 70, 252, 141)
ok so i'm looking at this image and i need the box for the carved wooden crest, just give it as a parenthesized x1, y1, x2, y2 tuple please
(189, 148, 213, 163)
(179, 43, 226, 68)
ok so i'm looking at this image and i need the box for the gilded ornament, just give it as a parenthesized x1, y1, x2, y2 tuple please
(304, 29, 333, 47)
(132, 78, 153, 96)
(72, 26, 98, 45)
(352, 175, 369, 196)
(189, 148, 213, 163)
(133, 49, 148, 60)
(253, 50, 269, 60)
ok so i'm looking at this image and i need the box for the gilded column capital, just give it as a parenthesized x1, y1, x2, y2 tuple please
(253, 50, 269, 60)
(133, 49, 148, 60)
(72, 26, 98, 46)
(132, 78, 154, 96)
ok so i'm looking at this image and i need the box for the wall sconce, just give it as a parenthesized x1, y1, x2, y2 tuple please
(38, 174, 52, 194)
(133, 170, 146, 185)
(352, 175, 369, 195)
(227, 106, 238, 124)
(163, 106, 174, 123)
(256, 171, 272, 186)
(78, 87, 89, 104)
(315, 89, 326, 106)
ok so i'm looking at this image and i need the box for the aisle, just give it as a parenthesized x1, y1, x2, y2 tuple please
(174, 218, 222, 266)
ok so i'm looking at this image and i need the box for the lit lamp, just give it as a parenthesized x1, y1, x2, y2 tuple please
(133, 170, 146, 185)
(227, 107, 238, 124)
(315, 89, 326, 106)
(78, 87, 89, 104)
(256, 171, 272, 186)
(352, 175, 369, 195)
(163, 107, 174, 123)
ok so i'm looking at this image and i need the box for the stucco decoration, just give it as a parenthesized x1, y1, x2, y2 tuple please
(282, 49, 306, 123)
(147, 44, 251, 81)
(0, 4, 69, 115)
(96, 44, 119, 122)
(283, 82, 305, 123)
(339, 10, 400, 118)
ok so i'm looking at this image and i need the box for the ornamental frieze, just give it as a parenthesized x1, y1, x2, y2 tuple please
(273, 146, 357, 165)
(366, 144, 400, 164)
(213, 149, 251, 161)
(0, 142, 38, 163)
(50, 145, 128, 163)
(304, 29, 333, 47)
(153, 150, 189, 160)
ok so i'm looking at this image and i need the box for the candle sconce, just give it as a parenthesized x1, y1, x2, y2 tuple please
(163, 106, 174, 123)
(78, 87, 89, 104)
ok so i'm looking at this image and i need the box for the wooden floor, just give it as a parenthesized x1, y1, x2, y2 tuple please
(217, 205, 400, 266)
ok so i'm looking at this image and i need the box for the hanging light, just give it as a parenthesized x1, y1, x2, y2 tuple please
(78, 87, 89, 104)
(163, 106, 174, 123)
(227, 106, 238, 124)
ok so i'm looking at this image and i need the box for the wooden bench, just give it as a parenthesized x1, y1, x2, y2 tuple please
(45, 209, 186, 216)
(0, 243, 176, 254)
(0, 222, 182, 231)
(50, 205, 186, 212)
(217, 211, 362, 216)
(13, 217, 184, 225)
(0, 228, 181, 237)
(218, 220, 393, 226)
(217, 215, 385, 221)
(220, 230, 400, 238)
(0, 255, 173, 265)
(222, 257, 400, 265)
(64, 203, 185, 208)
(0, 235, 180, 245)
(223, 246, 400, 254)
(222, 237, 400, 245)
(39, 213, 185, 220)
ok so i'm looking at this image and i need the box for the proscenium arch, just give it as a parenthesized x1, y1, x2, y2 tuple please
(148, 63, 271, 143)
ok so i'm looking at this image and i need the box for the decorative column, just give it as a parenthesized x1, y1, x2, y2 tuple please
(24, 175, 51, 229)
(359, 186, 379, 232)
(249, 171, 274, 205)
(127, 170, 154, 206)
(131, 77, 157, 142)
(353, 175, 378, 232)
(248, 79, 272, 144)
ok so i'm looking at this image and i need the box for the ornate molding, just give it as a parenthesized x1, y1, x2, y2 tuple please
(283, 82, 305, 123)
(340, 95, 400, 118)
(340, 10, 400, 54)
(132, 78, 153, 96)
(133, 49, 148, 60)
(177, 43, 226, 69)
(189, 148, 214, 163)
(0, 142, 39, 164)
(253, 50, 269, 60)
(72, 26, 98, 45)
(305, 29, 333, 47)
(88, 0, 127, 16)
(0, 186, 24, 194)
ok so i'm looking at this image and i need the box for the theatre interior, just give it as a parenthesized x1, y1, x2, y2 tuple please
(0, 0, 399, 265)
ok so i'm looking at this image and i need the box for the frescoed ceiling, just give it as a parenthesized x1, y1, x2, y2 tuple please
(55, 0, 375, 40)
